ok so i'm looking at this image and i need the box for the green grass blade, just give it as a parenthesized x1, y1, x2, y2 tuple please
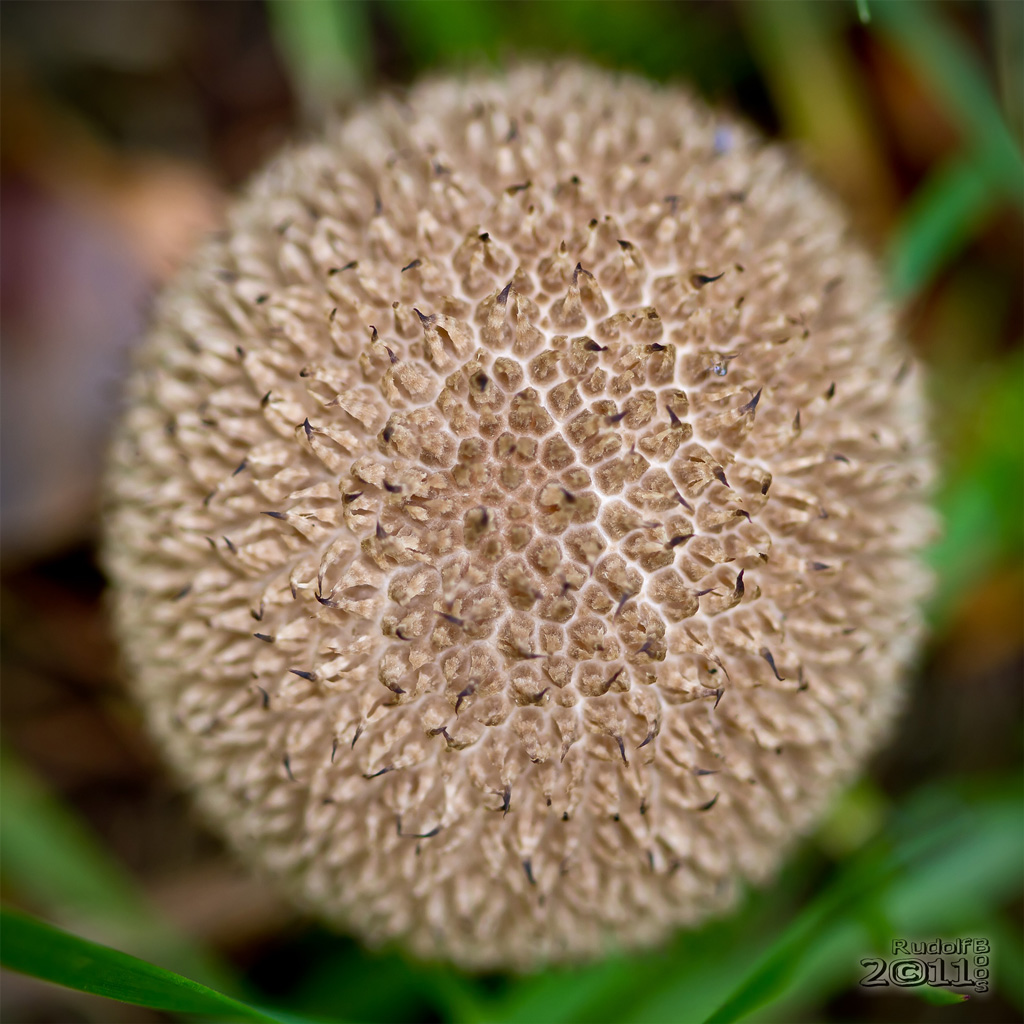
(745, 784, 1023, 1021)
(916, 985, 971, 1006)
(886, 154, 999, 298)
(873, 0, 1024, 200)
(0, 748, 148, 925)
(0, 746, 232, 991)
(994, 0, 1023, 148)
(0, 906, 294, 1023)
(268, 0, 371, 116)
(989, 914, 1024, 1012)
(493, 957, 659, 1024)
(927, 349, 1024, 625)
(701, 785, 1023, 1023)
(382, 0, 504, 66)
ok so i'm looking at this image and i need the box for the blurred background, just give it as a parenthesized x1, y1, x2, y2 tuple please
(1, 1, 1021, 1022)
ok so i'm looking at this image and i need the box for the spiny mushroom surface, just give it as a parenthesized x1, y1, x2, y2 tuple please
(103, 63, 933, 968)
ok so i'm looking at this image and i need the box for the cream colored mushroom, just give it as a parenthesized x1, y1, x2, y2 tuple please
(103, 63, 934, 969)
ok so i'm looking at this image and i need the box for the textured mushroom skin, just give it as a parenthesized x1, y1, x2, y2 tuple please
(103, 64, 934, 968)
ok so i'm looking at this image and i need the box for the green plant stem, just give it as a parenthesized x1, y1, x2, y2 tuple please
(0, 907, 302, 1024)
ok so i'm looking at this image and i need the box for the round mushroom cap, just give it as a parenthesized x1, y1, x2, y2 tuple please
(103, 63, 934, 969)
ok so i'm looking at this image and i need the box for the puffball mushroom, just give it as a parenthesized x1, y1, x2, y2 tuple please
(103, 63, 934, 968)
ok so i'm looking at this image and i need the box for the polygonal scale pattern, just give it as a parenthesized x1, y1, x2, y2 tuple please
(103, 64, 934, 967)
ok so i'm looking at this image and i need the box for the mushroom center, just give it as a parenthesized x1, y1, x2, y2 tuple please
(318, 299, 770, 764)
